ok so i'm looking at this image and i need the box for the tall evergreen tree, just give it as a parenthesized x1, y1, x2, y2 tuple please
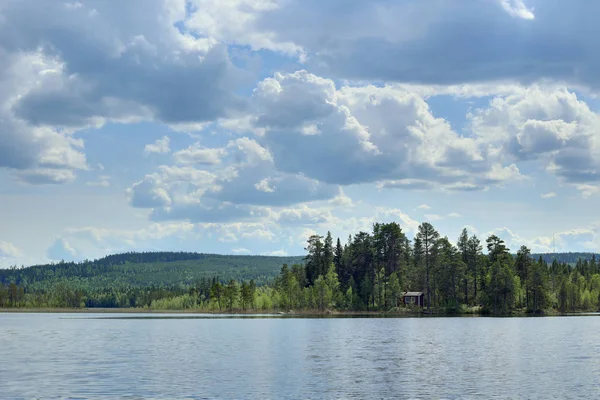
(467, 235, 483, 304)
(457, 228, 470, 304)
(304, 235, 324, 286)
(417, 222, 440, 310)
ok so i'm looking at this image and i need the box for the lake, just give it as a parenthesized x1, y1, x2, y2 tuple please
(1, 313, 599, 399)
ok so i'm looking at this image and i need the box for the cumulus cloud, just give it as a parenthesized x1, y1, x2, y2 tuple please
(0, 0, 245, 184)
(144, 136, 171, 155)
(0, 50, 88, 183)
(2, 1, 244, 127)
(129, 135, 339, 222)
(0, 241, 22, 258)
(241, 229, 275, 241)
(425, 214, 443, 222)
(245, 0, 600, 89)
(86, 175, 111, 187)
(173, 143, 227, 165)
(263, 249, 288, 256)
(470, 87, 600, 189)
(541, 192, 557, 199)
(490, 226, 600, 253)
(576, 184, 600, 199)
(232, 247, 252, 254)
(242, 70, 515, 191)
(499, 0, 535, 20)
(275, 205, 335, 227)
(47, 237, 79, 261)
(218, 232, 238, 243)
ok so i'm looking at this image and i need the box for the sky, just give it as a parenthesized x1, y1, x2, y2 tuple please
(1, 0, 600, 267)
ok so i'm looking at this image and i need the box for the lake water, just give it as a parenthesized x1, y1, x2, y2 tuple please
(1, 313, 599, 399)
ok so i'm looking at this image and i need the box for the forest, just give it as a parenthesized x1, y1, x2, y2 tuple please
(1, 222, 599, 315)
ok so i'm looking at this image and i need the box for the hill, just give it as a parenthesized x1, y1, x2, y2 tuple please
(531, 252, 599, 265)
(2, 251, 598, 293)
(0, 252, 305, 291)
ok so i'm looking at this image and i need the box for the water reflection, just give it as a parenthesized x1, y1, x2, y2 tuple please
(1, 313, 599, 399)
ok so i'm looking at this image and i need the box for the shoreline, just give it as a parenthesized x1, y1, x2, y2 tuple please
(1, 307, 598, 317)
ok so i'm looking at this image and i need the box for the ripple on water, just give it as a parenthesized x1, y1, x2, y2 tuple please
(1, 314, 600, 399)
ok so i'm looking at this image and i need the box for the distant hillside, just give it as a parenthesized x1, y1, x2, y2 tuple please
(0, 252, 305, 290)
(531, 252, 599, 265)
(2, 251, 598, 293)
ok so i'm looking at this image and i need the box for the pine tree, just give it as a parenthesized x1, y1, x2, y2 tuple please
(417, 223, 440, 310)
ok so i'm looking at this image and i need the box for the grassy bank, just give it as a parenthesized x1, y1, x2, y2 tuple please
(3, 305, 588, 317)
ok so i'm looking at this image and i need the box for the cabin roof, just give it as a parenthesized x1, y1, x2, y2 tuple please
(402, 291, 423, 297)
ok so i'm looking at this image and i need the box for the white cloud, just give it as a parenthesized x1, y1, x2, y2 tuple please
(328, 189, 355, 208)
(375, 208, 420, 233)
(541, 192, 557, 199)
(276, 205, 334, 227)
(245, 70, 511, 191)
(232, 247, 251, 254)
(174, 143, 225, 165)
(86, 175, 111, 187)
(298, 228, 318, 244)
(0, 241, 22, 258)
(425, 214, 443, 222)
(254, 178, 275, 193)
(576, 184, 600, 199)
(47, 237, 78, 261)
(491, 226, 600, 254)
(144, 136, 171, 155)
(470, 87, 600, 189)
(447, 212, 461, 218)
(417, 204, 431, 210)
(241, 229, 275, 241)
(218, 232, 238, 243)
(499, 0, 535, 20)
(263, 249, 288, 256)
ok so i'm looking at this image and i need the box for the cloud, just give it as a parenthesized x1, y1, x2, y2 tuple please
(243, 71, 513, 191)
(144, 136, 171, 155)
(241, 229, 275, 241)
(425, 214, 443, 222)
(86, 175, 111, 187)
(375, 208, 420, 233)
(470, 87, 600, 189)
(129, 135, 339, 222)
(417, 204, 431, 210)
(576, 184, 600, 199)
(0, 0, 246, 183)
(490, 226, 600, 253)
(47, 237, 79, 261)
(0, 50, 89, 184)
(248, 0, 600, 89)
(173, 143, 225, 165)
(276, 205, 335, 227)
(254, 178, 275, 193)
(499, 0, 535, 20)
(541, 192, 557, 199)
(263, 249, 288, 256)
(328, 189, 355, 208)
(3, 1, 245, 127)
(447, 212, 461, 218)
(232, 247, 252, 254)
(218, 232, 238, 243)
(0, 241, 22, 259)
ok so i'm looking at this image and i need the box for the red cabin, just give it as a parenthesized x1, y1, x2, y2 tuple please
(401, 291, 424, 307)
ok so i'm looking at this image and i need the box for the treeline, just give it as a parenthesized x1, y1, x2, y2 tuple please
(0, 253, 303, 291)
(532, 252, 600, 265)
(291, 223, 600, 314)
(2, 224, 600, 314)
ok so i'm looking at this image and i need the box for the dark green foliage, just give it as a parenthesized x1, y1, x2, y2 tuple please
(1, 236, 599, 314)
